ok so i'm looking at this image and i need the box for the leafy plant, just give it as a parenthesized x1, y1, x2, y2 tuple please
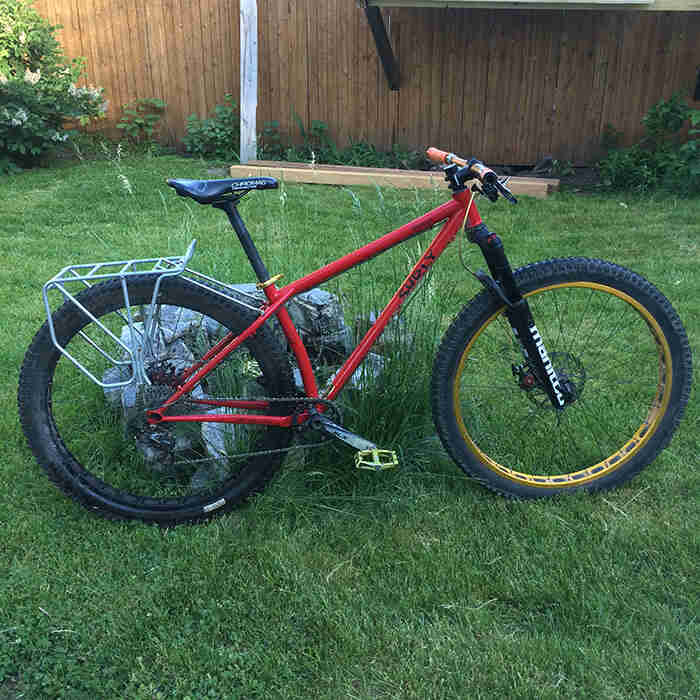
(257, 117, 426, 170)
(183, 93, 239, 161)
(599, 94, 700, 194)
(258, 119, 284, 160)
(280, 116, 339, 164)
(680, 110, 700, 178)
(552, 159, 575, 177)
(116, 98, 166, 144)
(0, 0, 105, 171)
(641, 92, 691, 150)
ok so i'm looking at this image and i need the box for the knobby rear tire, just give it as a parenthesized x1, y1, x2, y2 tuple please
(431, 258, 692, 498)
(18, 276, 295, 525)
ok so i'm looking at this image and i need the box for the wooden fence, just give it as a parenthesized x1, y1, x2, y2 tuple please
(34, 0, 700, 164)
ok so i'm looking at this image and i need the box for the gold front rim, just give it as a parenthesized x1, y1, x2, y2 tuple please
(452, 282, 672, 488)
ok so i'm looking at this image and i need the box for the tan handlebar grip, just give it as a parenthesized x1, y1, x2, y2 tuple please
(469, 161, 497, 184)
(426, 147, 497, 183)
(426, 147, 468, 166)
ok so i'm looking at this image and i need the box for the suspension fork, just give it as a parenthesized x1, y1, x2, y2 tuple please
(467, 223, 568, 409)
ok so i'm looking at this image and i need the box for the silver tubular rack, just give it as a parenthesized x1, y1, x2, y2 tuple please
(42, 239, 198, 389)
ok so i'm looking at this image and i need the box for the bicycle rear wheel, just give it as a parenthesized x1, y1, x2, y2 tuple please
(432, 258, 692, 498)
(18, 275, 295, 524)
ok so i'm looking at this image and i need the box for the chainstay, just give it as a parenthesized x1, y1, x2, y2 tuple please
(162, 394, 341, 463)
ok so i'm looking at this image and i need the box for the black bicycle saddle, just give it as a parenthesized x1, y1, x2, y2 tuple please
(166, 177, 278, 204)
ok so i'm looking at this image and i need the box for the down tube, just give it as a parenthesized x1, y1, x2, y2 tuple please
(326, 199, 470, 400)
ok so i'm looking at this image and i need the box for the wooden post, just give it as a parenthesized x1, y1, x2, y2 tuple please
(240, 0, 258, 164)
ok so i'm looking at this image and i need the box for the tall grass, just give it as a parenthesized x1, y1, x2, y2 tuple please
(1, 151, 698, 698)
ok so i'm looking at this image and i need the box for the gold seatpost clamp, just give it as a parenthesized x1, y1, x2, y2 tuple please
(256, 273, 284, 289)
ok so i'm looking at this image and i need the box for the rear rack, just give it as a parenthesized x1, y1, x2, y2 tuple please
(43, 240, 198, 388)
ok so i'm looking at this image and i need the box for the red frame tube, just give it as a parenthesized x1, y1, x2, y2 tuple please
(148, 190, 480, 426)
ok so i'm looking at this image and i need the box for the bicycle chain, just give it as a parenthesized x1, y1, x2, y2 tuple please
(164, 393, 342, 461)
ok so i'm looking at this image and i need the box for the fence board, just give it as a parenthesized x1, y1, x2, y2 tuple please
(143, 2, 168, 135)
(460, 11, 492, 156)
(32, 1, 700, 164)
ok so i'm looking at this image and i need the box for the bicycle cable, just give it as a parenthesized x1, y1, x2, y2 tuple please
(457, 189, 481, 278)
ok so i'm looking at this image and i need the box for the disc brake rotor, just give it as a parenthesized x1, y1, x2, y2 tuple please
(516, 351, 586, 410)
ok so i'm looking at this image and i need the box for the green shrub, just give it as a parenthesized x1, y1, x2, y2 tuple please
(641, 92, 692, 150)
(599, 94, 699, 194)
(0, 0, 105, 171)
(280, 116, 339, 164)
(116, 97, 166, 144)
(258, 119, 284, 160)
(183, 93, 239, 160)
(257, 117, 427, 170)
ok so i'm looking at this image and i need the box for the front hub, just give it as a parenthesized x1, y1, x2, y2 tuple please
(513, 351, 585, 409)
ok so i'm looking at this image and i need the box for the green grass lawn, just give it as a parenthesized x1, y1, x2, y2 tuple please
(1, 151, 698, 698)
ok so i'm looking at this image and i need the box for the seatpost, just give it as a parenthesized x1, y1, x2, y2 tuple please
(214, 200, 270, 285)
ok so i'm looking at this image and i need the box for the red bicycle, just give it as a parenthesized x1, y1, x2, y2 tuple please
(18, 148, 692, 524)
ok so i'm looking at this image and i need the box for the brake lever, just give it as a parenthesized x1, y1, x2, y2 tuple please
(496, 177, 518, 205)
(479, 181, 500, 202)
(472, 176, 518, 204)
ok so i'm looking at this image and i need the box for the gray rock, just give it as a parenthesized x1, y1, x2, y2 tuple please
(226, 283, 353, 355)
(329, 352, 386, 392)
(201, 408, 237, 463)
(152, 306, 203, 344)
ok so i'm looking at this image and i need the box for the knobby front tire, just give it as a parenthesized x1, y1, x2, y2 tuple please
(18, 276, 295, 525)
(432, 258, 692, 498)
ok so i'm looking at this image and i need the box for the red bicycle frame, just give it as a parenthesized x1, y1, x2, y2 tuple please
(147, 188, 482, 428)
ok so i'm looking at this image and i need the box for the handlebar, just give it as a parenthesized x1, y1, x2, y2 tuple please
(426, 147, 498, 185)
(426, 147, 517, 204)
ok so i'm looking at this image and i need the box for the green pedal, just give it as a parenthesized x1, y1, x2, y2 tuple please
(355, 449, 399, 471)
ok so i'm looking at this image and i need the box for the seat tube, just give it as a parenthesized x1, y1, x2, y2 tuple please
(212, 200, 320, 399)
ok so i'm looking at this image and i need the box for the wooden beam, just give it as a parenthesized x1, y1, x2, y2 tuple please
(366, 0, 700, 10)
(363, 5, 400, 90)
(240, 0, 257, 164)
(229, 161, 559, 198)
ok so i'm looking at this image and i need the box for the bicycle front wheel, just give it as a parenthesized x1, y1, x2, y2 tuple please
(432, 258, 692, 498)
(18, 275, 295, 524)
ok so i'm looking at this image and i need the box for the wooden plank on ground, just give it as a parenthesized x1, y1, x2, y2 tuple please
(229, 161, 559, 197)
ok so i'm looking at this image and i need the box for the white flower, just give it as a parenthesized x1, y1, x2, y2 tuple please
(0, 73, 7, 84)
(24, 68, 41, 85)
(10, 109, 28, 126)
(19, 31, 26, 44)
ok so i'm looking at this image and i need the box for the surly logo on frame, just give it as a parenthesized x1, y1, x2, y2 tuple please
(399, 249, 436, 298)
(530, 325, 565, 406)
